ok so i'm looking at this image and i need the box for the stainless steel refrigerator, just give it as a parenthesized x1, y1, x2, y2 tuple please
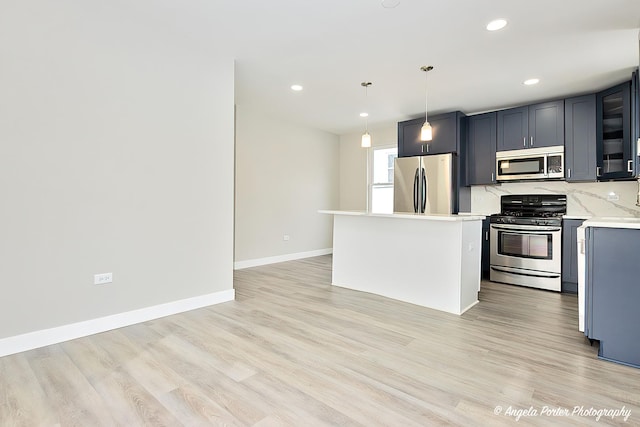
(393, 153, 456, 214)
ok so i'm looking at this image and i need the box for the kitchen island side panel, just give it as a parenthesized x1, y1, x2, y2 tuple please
(331, 214, 481, 315)
(460, 220, 483, 311)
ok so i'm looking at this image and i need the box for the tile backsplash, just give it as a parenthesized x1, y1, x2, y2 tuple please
(470, 180, 640, 217)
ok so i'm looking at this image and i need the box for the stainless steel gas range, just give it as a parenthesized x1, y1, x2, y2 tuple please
(489, 194, 567, 291)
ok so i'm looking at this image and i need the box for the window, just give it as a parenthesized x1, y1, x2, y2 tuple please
(370, 146, 397, 213)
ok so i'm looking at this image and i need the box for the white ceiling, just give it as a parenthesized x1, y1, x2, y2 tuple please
(163, 0, 640, 135)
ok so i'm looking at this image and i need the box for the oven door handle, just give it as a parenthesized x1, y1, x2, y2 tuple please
(491, 225, 561, 232)
(490, 266, 561, 279)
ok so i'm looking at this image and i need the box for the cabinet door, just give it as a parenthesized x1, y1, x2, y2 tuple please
(497, 106, 528, 151)
(561, 219, 584, 293)
(427, 112, 458, 155)
(397, 118, 424, 157)
(529, 100, 564, 148)
(565, 95, 596, 181)
(481, 218, 491, 280)
(596, 81, 632, 180)
(467, 112, 497, 185)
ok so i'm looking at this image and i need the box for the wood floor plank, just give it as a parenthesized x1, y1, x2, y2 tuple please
(1, 254, 639, 426)
(0, 353, 56, 427)
(27, 345, 115, 426)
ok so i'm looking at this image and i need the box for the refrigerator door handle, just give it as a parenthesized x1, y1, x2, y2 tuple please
(413, 168, 419, 213)
(421, 167, 426, 213)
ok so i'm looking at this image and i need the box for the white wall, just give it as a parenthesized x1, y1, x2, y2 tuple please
(0, 1, 235, 339)
(470, 181, 640, 217)
(339, 122, 397, 210)
(234, 105, 339, 265)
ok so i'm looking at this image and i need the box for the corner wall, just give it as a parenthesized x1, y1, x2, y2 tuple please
(339, 123, 397, 210)
(234, 105, 339, 267)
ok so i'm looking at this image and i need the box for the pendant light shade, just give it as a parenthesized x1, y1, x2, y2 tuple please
(420, 65, 434, 142)
(361, 131, 371, 148)
(361, 82, 372, 148)
(420, 122, 432, 141)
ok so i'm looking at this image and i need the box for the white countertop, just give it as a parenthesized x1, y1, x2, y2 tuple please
(318, 210, 486, 221)
(563, 215, 592, 220)
(582, 217, 640, 229)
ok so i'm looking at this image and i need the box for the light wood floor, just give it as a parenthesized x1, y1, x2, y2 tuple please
(1, 255, 639, 426)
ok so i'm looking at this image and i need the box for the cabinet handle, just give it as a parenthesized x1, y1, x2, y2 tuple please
(579, 239, 585, 255)
(485, 231, 489, 241)
(426, 144, 429, 153)
(596, 166, 602, 177)
(530, 136, 534, 147)
(421, 145, 424, 153)
(491, 172, 494, 182)
(628, 160, 634, 173)
(523, 137, 526, 147)
(567, 168, 571, 179)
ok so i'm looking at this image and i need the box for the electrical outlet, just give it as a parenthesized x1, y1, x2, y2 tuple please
(94, 272, 113, 285)
(283, 234, 290, 241)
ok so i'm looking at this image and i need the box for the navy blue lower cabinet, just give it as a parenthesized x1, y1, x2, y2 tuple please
(585, 226, 640, 368)
(481, 218, 490, 279)
(561, 219, 584, 293)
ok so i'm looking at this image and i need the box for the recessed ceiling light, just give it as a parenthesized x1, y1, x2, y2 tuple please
(290, 84, 303, 91)
(381, 0, 400, 8)
(486, 19, 507, 31)
(360, 112, 369, 117)
(524, 78, 540, 86)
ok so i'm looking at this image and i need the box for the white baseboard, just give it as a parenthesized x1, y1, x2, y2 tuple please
(234, 248, 332, 270)
(0, 288, 235, 358)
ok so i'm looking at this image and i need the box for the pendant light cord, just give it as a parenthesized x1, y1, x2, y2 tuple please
(362, 82, 372, 133)
(365, 84, 369, 133)
(424, 70, 428, 123)
(420, 65, 433, 123)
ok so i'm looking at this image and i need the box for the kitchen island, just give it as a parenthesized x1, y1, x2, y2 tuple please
(319, 211, 485, 315)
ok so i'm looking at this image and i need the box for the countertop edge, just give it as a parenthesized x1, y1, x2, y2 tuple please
(581, 217, 640, 229)
(318, 210, 486, 222)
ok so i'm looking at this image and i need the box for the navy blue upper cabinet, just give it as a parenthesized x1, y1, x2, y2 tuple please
(565, 94, 597, 182)
(397, 112, 464, 158)
(497, 106, 528, 151)
(397, 118, 424, 157)
(497, 101, 564, 151)
(596, 81, 633, 180)
(466, 112, 497, 185)
(632, 69, 639, 177)
(529, 101, 565, 148)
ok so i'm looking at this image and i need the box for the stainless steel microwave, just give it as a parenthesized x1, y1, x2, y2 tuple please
(496, 146, 564, 181)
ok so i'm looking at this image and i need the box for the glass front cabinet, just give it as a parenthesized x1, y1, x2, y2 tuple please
(596, 81, 634, 180)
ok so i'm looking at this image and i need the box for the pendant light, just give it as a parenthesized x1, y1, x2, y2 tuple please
(361, 82, 372, 148)
(420, 65, 434, 142)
